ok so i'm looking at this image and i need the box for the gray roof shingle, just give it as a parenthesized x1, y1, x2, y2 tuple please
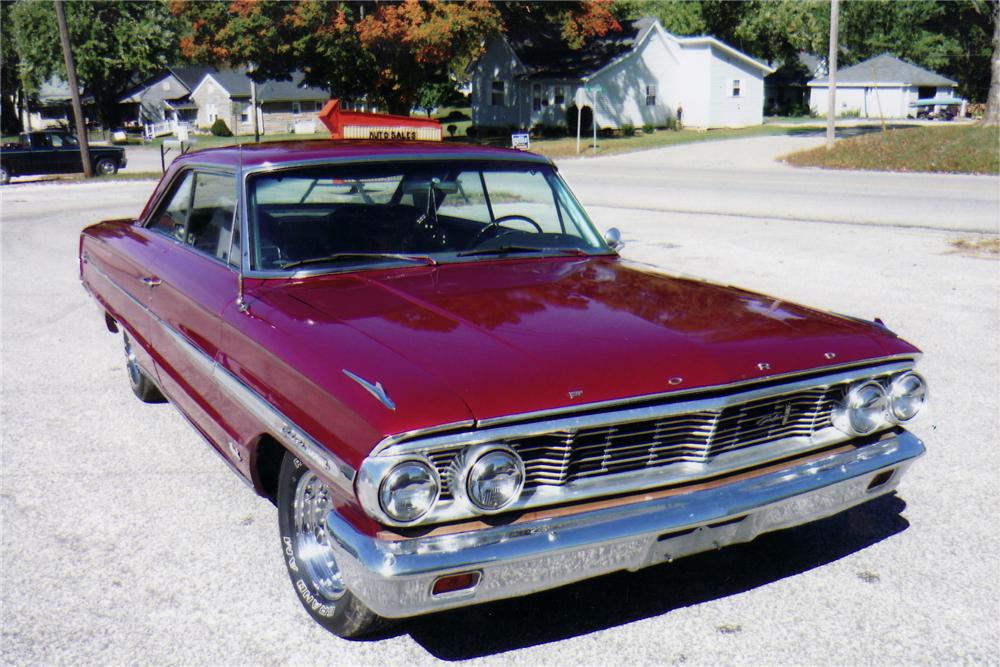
(810, 54, 955, 86)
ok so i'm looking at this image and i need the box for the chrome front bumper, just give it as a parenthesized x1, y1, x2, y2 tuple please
(326, 431, 924, 619)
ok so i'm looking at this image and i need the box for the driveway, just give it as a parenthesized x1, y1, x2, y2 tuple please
(557, 133, 1000, 233)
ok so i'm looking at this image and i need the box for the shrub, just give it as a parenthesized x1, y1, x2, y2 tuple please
(447, 124, 458, 137)
(531, 123, 566, 138)
(642, 123, 654, 134)
(210, 118, 232, 137)
(664, 117, 679, 131)
(566, 104, 593, 132)
(840, 109, 861, 118)
(621, 123, 636, 137)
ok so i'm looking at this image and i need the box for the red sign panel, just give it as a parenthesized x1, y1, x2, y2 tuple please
(318, 99, 443, 142)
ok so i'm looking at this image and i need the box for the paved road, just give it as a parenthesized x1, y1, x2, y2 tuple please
(2, 146, 998, 665)
(558, 134, 1000, 233)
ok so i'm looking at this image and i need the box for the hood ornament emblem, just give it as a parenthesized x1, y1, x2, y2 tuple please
(343, 370, 396, 411)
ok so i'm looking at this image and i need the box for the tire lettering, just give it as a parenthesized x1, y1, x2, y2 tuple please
(296, 578, 335, 616)
(282, 536, 298, 572)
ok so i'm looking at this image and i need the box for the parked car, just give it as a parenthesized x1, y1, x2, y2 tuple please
(0, 130, 126, 184)
(78, 137, 927, 638)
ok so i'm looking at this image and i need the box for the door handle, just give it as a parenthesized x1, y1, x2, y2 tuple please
(140, 276, 162, 287)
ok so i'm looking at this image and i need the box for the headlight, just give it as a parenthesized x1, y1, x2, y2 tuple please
(888, 372, 927, 422)
(834, 381, 888, 435)
(378, 460, 439, 522)
(455, 446, 525, 513)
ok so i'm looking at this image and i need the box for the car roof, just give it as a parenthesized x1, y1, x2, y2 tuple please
(173, 140, 552, 171)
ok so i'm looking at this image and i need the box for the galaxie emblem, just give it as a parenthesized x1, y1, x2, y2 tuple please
(751, 403, 793, 428)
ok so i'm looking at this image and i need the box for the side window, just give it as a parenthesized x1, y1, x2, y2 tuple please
(50, 134, 65, 147)
(186, 172, 237, 263)
(148, 172, 194, 241)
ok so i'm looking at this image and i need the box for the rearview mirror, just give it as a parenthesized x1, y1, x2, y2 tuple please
(402, 178, 459, 195)
(604, 227, 624, 252)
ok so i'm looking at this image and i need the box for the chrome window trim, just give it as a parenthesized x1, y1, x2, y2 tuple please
(86, 260, 355, 493)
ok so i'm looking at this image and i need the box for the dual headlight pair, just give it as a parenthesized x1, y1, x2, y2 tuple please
(832, 371, 927, 436)
(378, 445, 525, 523)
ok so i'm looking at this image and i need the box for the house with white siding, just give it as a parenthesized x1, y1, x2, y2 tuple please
(808, 54, 959, 118)
(471, 18, 774, 131)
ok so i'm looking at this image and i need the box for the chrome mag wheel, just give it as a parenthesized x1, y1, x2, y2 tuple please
(293, 470, 346, 601)
(124, 333, 142, 387)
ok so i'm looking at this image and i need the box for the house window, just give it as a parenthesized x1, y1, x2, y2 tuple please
(240, 103, 250, 125)
(206, 103, 218, 123)
(313, 101, 323, 111)
(731, 79, 742, 97)
(491, 80, 505, 106)
(646, 84, 657, 106)
(532, 83, 542, 112)
(292, 101, 302, 116)
(554, 86, 565, 105)
(917, 86, 936, 99)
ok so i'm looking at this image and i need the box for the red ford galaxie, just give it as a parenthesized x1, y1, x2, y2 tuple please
(79, 116, 926, 637)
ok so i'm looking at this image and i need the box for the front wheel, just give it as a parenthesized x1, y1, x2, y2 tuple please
(277, 453, 384, 638)
(95, 158, 118, 176)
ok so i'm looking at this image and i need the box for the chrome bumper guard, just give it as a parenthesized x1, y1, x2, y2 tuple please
(327, 431, 924, 619)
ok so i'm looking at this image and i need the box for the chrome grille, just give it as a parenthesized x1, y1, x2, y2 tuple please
(427, 384, 847, 491)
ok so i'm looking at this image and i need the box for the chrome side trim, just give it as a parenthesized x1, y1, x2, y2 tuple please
(374, 358, 915, 455)
(86, 261, 356, 493)
(329, 431, 925, 618)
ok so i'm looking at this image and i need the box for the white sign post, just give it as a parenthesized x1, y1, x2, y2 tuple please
(585, 84, 602, 154)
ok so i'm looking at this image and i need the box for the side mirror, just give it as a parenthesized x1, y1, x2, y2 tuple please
(604, 227, 624, 252)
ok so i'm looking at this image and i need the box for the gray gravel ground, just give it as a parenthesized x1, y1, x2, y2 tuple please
(2, 137, 998, 665)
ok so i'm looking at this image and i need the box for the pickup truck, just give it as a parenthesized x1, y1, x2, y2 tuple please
(0, 130, 127, 184)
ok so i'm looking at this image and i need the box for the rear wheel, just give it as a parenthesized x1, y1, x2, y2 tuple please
(96, 158, 118, 176)
(0, 165, 10, 185)
(277, 452, 384, 638)
(123, 331, 164, 403)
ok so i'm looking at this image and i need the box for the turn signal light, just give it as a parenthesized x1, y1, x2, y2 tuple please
(432, 571, 481, 596)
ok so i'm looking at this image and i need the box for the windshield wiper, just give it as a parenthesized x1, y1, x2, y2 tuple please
(280, 253, 437, 270)
(457, 246, 594, 258)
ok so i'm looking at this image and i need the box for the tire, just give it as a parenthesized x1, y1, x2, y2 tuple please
(0, 165, 10, 185)
(123, 331, 165, 403)
(95, 158, 118, 176)
(277, 452, 385, 638)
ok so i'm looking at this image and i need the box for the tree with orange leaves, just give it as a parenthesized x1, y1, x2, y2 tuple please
(170, 0, 619, 115)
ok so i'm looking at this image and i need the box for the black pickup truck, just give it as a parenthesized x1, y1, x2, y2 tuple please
(0, 130, 127, 184)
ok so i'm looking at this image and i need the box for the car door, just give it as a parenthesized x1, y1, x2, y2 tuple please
(145, 169, 246, 458)
(27, 133, 58, 174)
(49, 133, 83, 173)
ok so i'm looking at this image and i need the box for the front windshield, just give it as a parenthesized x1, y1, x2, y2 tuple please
(247, 161, 609, 272)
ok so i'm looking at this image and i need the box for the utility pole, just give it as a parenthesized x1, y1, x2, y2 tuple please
(826, 0, 840, 150)
(54, 0, 92, 176)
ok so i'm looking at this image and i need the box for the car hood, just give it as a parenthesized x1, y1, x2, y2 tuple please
(275, 256, 918, 428)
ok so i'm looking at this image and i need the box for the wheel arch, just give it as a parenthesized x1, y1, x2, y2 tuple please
(250, 433, 288, 505)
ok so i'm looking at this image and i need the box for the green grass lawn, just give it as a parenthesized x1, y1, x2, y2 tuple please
(783, 125, 999, 175)
(523, 125, 797, 159)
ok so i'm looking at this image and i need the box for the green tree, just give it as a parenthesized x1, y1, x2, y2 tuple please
(1, 0, 25, 133)
(171, 1, 620, 115)
(9, 0, 184, 129)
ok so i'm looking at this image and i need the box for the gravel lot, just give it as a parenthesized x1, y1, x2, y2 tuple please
(2, 136, 998, 665)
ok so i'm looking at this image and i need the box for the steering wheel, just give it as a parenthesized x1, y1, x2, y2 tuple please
(469, 214, 544, 247)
